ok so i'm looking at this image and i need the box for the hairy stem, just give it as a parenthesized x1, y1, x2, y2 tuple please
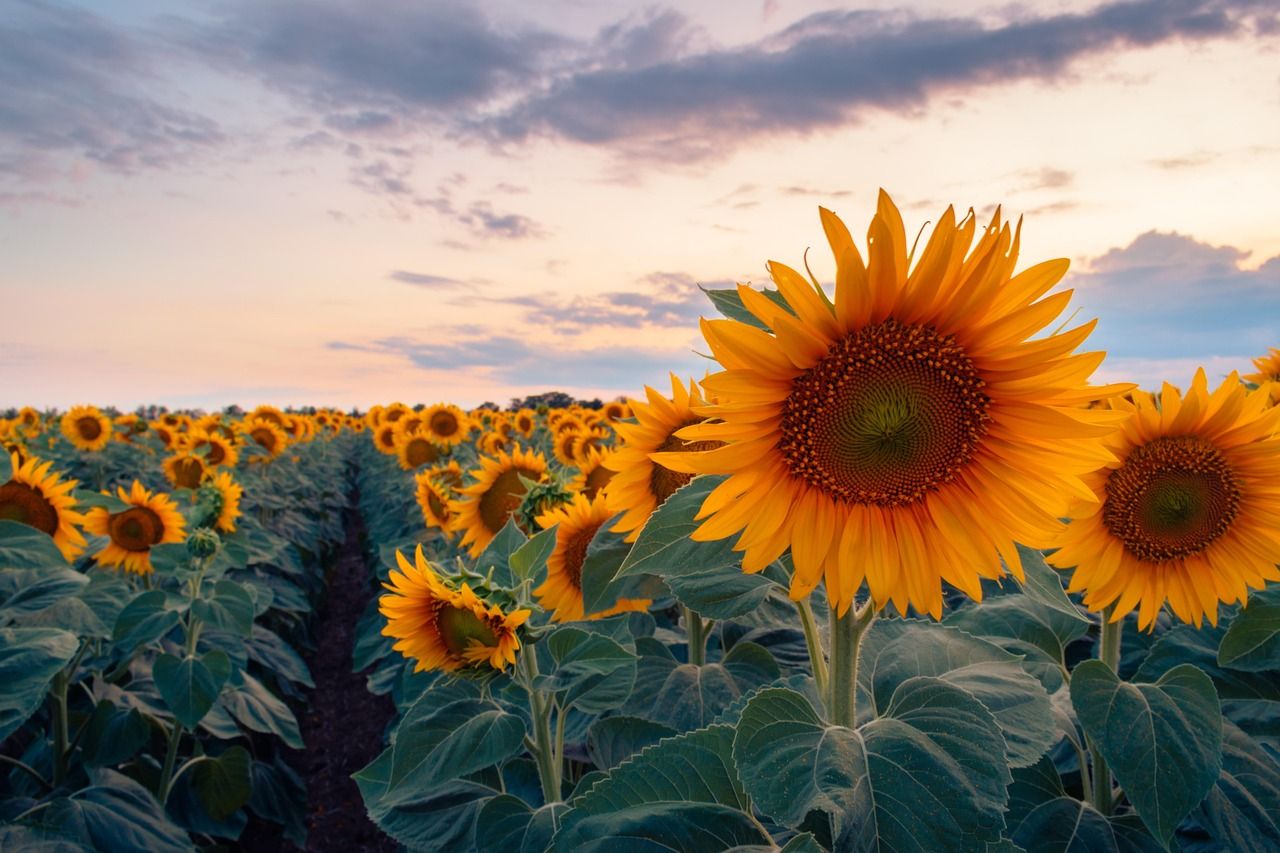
(795, 597, 829, 700)
(1089, 609, 1123, 815)
(686, 607, 707, 667)
(828, 597, 877, 728)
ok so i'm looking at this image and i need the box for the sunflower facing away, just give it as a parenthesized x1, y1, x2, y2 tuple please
(1245, 347, 1280, 403)
(658, 192, 1128, 618)
(1, 453, 87, 561)
(163, 451, 209, 490)
(61, 405, 112, 452)
(206, 470, 243, 534)
(380, 545, 530, 672)
(85, 481, 186, 575)
(535, 492, 651, 622)
(452, 446, 549, 556)
(606, 375, 722, 543)
(1049, 369, 1280, 629)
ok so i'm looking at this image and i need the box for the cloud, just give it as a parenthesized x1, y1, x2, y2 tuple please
(388, 270, 479, 289)
(1070, 230, 1279, 383)
(459, 202, 546, 239)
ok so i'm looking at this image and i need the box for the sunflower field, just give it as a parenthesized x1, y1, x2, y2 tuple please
(3, 194, 1280, 852)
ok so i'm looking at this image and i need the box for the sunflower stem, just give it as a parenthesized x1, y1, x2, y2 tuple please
(51, 671, 69, 787)
(518, 650, 561, 804)
(1089, 608, 1123, 815)
(686, 607, 707, 667)
(158, 721, 183, 804)
(795, 597, 828, 700)
(828, 597, 876, 728)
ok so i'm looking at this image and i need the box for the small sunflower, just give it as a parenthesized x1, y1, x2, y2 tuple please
(249, 405, 286, 427)
(1245, 347, 1280, 403)
(535, 492, 650, 622)
(206, 470, 243, 534)
(659, 193, 1127, 617)
(452, 446, 549, 556)
(189, 428, 239, 468)
(17, 407, 43, 436)
(570, 446, 618, 501)
(373, 422, 399, 454)
(380, 546, 530, 672)
(85, 481, 186, 575)
(149, 421, 177, 449)
(0, 453, 87, 561)
(513, 409, 537, 438)
(61, 405, 112, 452)
(382, 403, 411, 425)
(478, 430, 512, 456)
(602, 401, 631, 422)
(418, 403, 468, 448)
(605, 375, 721, 543)
(163, 451, 209, 490)
(394, 427, 442, 470)
(427, 460, 465, 488)
(569, 426, 612, 466)
(1050, 370, 1280, 629)
(241, 417, 288, 460)
(414, 471, 456, 530)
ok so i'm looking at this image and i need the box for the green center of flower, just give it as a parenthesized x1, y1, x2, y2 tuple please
(109, 506, 164, 552)
(0, 482, 59, 534)
(1104, 435, 1240, 562)
(437, 605, 498, 658)
(780, 319, 990, 506)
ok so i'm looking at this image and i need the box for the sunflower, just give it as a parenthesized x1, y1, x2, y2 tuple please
(380, 546, 530, 672)
(241, 417, 288, 460)
(150, 421, 177, 450)
(569, 426, 612, 465)
(603, 401, 631, 422)
(189, 428, 238, 468)
(1, 453, 86, 561)
(513, 409, 537, 438)
(414, 471, 456, 530)
(1049, 370, 1280, 629)
(163, 451, 209, 490)
(570, 446, 618, 501)
(17, 407, 42, 436)
(112, 414, 144, 442)
(382, 403, 410, 425)
(206, 470, 243, 534)
(61, 405, 112, 451)
(421, 403, 470, 448)
(85, 481, 186, 575)
(535, 493, 650, 622)
(658, 193, 1127, 618)
(606, 375, 722, 543)
(1245, 347, 1280, 403)
(395, 427, 442, 471)
(373, 422, 399, 454)
(478, 430, 512, 456)
(552, 428, 585, 467)
(249, 405, 286, 427)
(452, 446, 549, 556)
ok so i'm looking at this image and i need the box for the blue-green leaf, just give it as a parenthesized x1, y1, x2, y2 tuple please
(615, 476, 737, 579)
(153, 650, 231, 729)
(1218, 599, 1280, 672)
(0, 626, 79, 742)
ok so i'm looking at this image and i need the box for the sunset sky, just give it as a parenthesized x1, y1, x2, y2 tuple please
(3, 0, 1278, 410)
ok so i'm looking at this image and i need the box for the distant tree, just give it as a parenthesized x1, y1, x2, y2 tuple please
(475, 401, 500, 411)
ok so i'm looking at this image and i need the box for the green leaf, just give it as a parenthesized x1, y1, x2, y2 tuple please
(1071, 660, 1222, 846)
(0, 626, 79, 742)
(220, 671, 303, 748)
(1013, 544, 1089, 625)
(153, 650, 231, 729)
(538, 626, 637, 714)
(474, 517, 527, 587)
(627, 641, 781, 732)
(390, 697, 525, 791)
(732, 682, 1010, 851)
(615, 476, 738, 579)
(191, 746, 253, 822)
(556, 725, 766, 850)
(32, 769, 192, 852)
(248, 758, 307, 848)
(0, 567, 88, 620)
(81, 700, 150, 768)
(586, 716, 677, 771)
(0, 450, 11, 482)
(1136, 623, 1280, 701)
(246, 624, 313, 688)
(112, 590, 182, 653)
(946, 594, 1088, 666)
(1012, 797, 1162, 853)
(476, 797, 564, 853)
(1218, 602, 1280, 671)
(72, 489, 130, 512)
(509, 525, 557, 583)
(665, 565, 779, 620)
(191, 580, 254, 637)
(702, 285, 795, 331)
(0, 519, 69, 571)
(1193, 720, 1280, 850)
(579, 521, 661, 617)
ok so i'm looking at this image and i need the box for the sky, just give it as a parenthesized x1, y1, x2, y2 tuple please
(1, 0, 1278, 410)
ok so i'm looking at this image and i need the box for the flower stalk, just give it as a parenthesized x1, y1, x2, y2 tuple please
(828, 597, 877, 728)
(1089, 608, 1123, 814)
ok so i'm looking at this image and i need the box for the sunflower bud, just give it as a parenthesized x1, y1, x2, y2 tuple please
(517, 479, 574, 533)
(187, 528, 220, 559)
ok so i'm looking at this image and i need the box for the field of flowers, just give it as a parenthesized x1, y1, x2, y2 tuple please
(3, 195, 1280, 852)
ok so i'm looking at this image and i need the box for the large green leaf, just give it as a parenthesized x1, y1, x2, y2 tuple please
(390, 697, 525, 790)
(586, 715, 677, 771)
(537, 626, 637, 714)
(153, 650, 232, 729)
(0, 626, 79, 742)
(579, 522, 663, 617)
(112, 590, 182, 653)
(733, 682, 1010, 851)
(248, 757, 307, 848)
(946, 594, 1088, 666)
(190, 746, 253, 822)
(665, 564, 783, 620)
(81, 700, 150, 768)
(614, 476, 738, 579)
(475, 797, 564, 853)
(220, 671, 303, 748)
(555, 725, 766, 851)
(1011, 797, 1162, 852)
(0, 567, 88, 620)
(31, 769, 192, 852)
(0, 519, 69, 571)
(191, 580, 254, 637)
(474, 517, 527, 587)
(1071, 660, 1222, 846)
(1218, 599, 1280, 672)
(1193, 720, 1280, 850)
(1136, 623, 1280, 701)
(1013, 544, 1089, 624)
(625, 641, 781, 732)
(509, 525, 557, 583)
(245, 624, 313, 687)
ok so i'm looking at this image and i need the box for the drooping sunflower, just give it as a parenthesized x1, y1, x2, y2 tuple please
(1049, 370, 1280, 629)
(189, 428, 238, 468)
(163, 451, 209, 490)
(85, 481, 186, 575)
(570, 446, 618, 501)
(206, 470, 243, 534)
(658, 193, 1128, 618)
(1245, 347, 1280, 403)
(1, 453, 87, 561)
(535, 492, 651, 622)
(61, 405, 112, 452)
(606, 375, 722, 543)
(241, 417, 288, 460)
(394, 427, 442, 470)
(451, 446, 549, 556)
(414, 471, 456, 531)
(421, 403, 470, 448)
(380, 546, 530, 672)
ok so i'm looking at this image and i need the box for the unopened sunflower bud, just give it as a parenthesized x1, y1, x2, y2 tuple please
(187, 528, 220, 559)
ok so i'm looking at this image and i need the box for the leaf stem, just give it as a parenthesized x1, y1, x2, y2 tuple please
(828, 597, 877, 728)
(686, 606, 707, 667)
(795, 597, 828, 699)
(51, 671, 69, 786)
(0, 754, 52, 791)
(1089, 607, 1122, 815)
(518, 649, 561, 804)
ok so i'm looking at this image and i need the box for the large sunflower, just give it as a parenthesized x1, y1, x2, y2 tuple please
(1049, 370, 1280, 629)
(605, 375, 722, 543)
(394, 426, 442, 470)
(163, 451, 209, 490)
(61, 405, 112, 452)
(452, 446, 549, 556)
(1245, 347, 1280, 403)
(535, 493, 651, 622)
(85, 481, 186, 575)
(206, 470, 243, 534)
(659, 193, 1126, 617)
(380, 546, 530, 672)
(1, 453, 87, 561)
(422, 403, 470, 448)
(570, 446, 618, 501)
